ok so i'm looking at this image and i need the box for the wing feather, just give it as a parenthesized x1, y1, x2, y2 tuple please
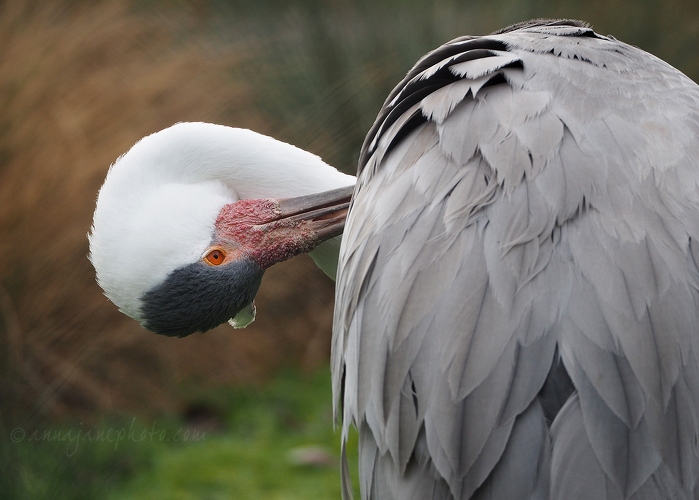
(334, 19, 699, 499)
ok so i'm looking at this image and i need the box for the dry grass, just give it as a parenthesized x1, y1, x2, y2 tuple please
(0, 0, 336, 420)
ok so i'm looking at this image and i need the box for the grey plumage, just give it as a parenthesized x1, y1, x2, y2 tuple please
(332, 19, 699, 499)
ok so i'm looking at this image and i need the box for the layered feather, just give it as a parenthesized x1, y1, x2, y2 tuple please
(333, 19, 699, 499)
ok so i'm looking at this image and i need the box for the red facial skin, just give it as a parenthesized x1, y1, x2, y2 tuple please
(214, 198, 322, 269)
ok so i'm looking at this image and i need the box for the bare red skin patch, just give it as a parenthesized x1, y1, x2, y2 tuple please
(214, 199, 321, 269)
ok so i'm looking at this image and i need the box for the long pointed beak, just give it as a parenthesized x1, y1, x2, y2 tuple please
(214, 184, 355, 270)
(266, 185, 354, 241)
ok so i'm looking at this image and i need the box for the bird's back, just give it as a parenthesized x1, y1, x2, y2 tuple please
(333, 19, 699, 499)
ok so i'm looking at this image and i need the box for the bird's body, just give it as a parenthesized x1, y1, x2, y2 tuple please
(89, 19, 699, 500)
(333, 20, 699, 499)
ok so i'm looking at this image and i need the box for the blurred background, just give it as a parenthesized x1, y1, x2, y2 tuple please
(1, 0, 697, 498)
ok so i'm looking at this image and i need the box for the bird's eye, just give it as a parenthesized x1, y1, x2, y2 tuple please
(203, 247, 227, 266)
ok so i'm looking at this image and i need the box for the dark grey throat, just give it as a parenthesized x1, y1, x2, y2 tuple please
(140, 258, 264, 337)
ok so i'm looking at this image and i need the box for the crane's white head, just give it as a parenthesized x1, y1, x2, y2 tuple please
(89, 122, 354, 337)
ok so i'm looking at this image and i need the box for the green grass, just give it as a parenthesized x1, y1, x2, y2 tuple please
(111, 369, 359, 499)
(2, 369, 359, 499)
(2, 416, 157, 499)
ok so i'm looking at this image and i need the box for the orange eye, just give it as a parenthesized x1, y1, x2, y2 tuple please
(203, 247, 226, 266)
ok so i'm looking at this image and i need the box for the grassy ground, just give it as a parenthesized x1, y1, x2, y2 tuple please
(6, 369, 358, 499)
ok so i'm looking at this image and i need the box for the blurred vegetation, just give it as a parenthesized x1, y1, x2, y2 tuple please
(110, 370, 359, 499)
(0, 0, 698, 497)
(4, 370, 359, 499)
